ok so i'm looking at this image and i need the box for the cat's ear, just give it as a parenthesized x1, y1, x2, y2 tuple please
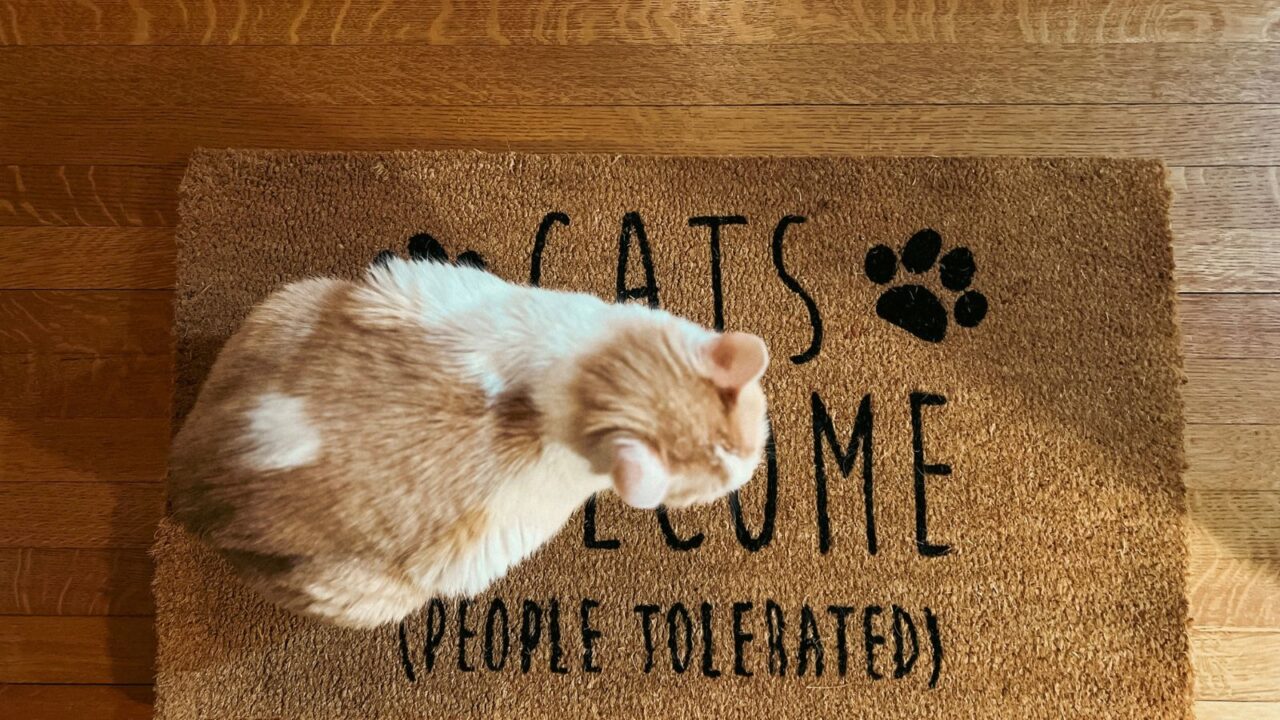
(704, 331, 769, 394)
(609, 438, 670, 510)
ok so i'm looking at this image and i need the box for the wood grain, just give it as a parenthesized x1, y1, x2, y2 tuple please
(0, 354, 171, 418)
(0, 685, 153, 720)
(1168, 167, 1280, 230)
(0, 616, 154, 683)
(1184, 359, 1280, 424)
(0, 228, 174, 289)
(1185, 425, 1280, 491)
(3, 105, 1277, 166)
(0, 164, 181, 227)
(4, 1, 1276, 45)
(0, 548, 153, 615)
(1189, 554, 1280, 629)
(1196, 702, 1280, 719)
(0, 418, 168, 483)
(0, 482, 163, 548)
(1178, 231, 1280, 293)
(1190, 491, 1280, 560)
(1180, 295, 1280, 358)
(9, 44, 1280, 107)
(0, 291, 171, 353)
(1192, 630, 1280, 701)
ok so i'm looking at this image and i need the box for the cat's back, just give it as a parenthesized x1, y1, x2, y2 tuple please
(359, 257, 513, 327)
(169, 263, 529, 553)
(206, 276, 349, 388)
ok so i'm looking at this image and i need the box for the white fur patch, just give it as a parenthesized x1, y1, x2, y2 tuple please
(715, 445, 759, 491)
(425, 449, 608, 597)
(243, 393, 322, 471)
(466, 354, 505, 400)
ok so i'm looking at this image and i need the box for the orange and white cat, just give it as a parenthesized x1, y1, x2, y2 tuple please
(168, 254, 769, 628)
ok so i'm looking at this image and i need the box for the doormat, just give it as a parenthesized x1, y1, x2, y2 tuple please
(154, 151, 1190, 719)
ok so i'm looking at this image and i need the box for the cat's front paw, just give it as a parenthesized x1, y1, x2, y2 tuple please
(371, 232, 489, 271)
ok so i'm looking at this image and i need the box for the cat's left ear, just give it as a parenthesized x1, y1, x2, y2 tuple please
(704, 331, 769, 394)
(609, 438, 670, 510)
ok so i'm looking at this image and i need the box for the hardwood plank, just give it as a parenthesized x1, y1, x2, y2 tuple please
(4, 0, 1275, 45)
(2, 105, 1277, 166)
(0, 354, 171, 419)
(0, 616, 154, 683)
(9, 44, 1280, 107)
(1192, 629, 1280, 701)
(1189, 554, 1280, 629)
(0, 548, 153, 615)
(0, 164, 180, 227)
(1178, 231, 1280, 293)
(0, 482, 163, 549)
(1195, 703, 1280, 720)
(1180, 295, 1280, 358)
(1190, 491, 1280, 560)
(1186, 425, 1280, 491)
(0, 418, 168, 483)
(0, 228, 173, 289)
(1185, 359, 1280, 424)
(1168, 167, 1280, 230)
(0, 685, 153, 720)
(0, 291, 171, 353)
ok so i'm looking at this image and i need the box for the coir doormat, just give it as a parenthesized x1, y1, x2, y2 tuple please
(155, 151, 1189, 719)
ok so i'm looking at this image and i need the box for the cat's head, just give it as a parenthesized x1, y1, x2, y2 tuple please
(567, 315, 769, 510)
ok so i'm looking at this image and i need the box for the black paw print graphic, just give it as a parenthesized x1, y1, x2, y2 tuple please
(372, 232, 488, 270)
(864, 229, 987, 343)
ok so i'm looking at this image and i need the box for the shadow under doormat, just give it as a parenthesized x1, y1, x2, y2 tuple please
(154, 151, 1190, 719)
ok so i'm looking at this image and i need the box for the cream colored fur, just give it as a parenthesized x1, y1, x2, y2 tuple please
(168, 256, 769, 628)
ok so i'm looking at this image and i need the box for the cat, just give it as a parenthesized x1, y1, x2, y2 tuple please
(168, 253, 770, 629)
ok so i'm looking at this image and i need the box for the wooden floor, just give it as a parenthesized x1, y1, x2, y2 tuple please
(0, 2, 1277, 718)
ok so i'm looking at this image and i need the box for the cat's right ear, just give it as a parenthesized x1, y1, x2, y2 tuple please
(609, 438, 670, 510)
(704, 331, 769, 395)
